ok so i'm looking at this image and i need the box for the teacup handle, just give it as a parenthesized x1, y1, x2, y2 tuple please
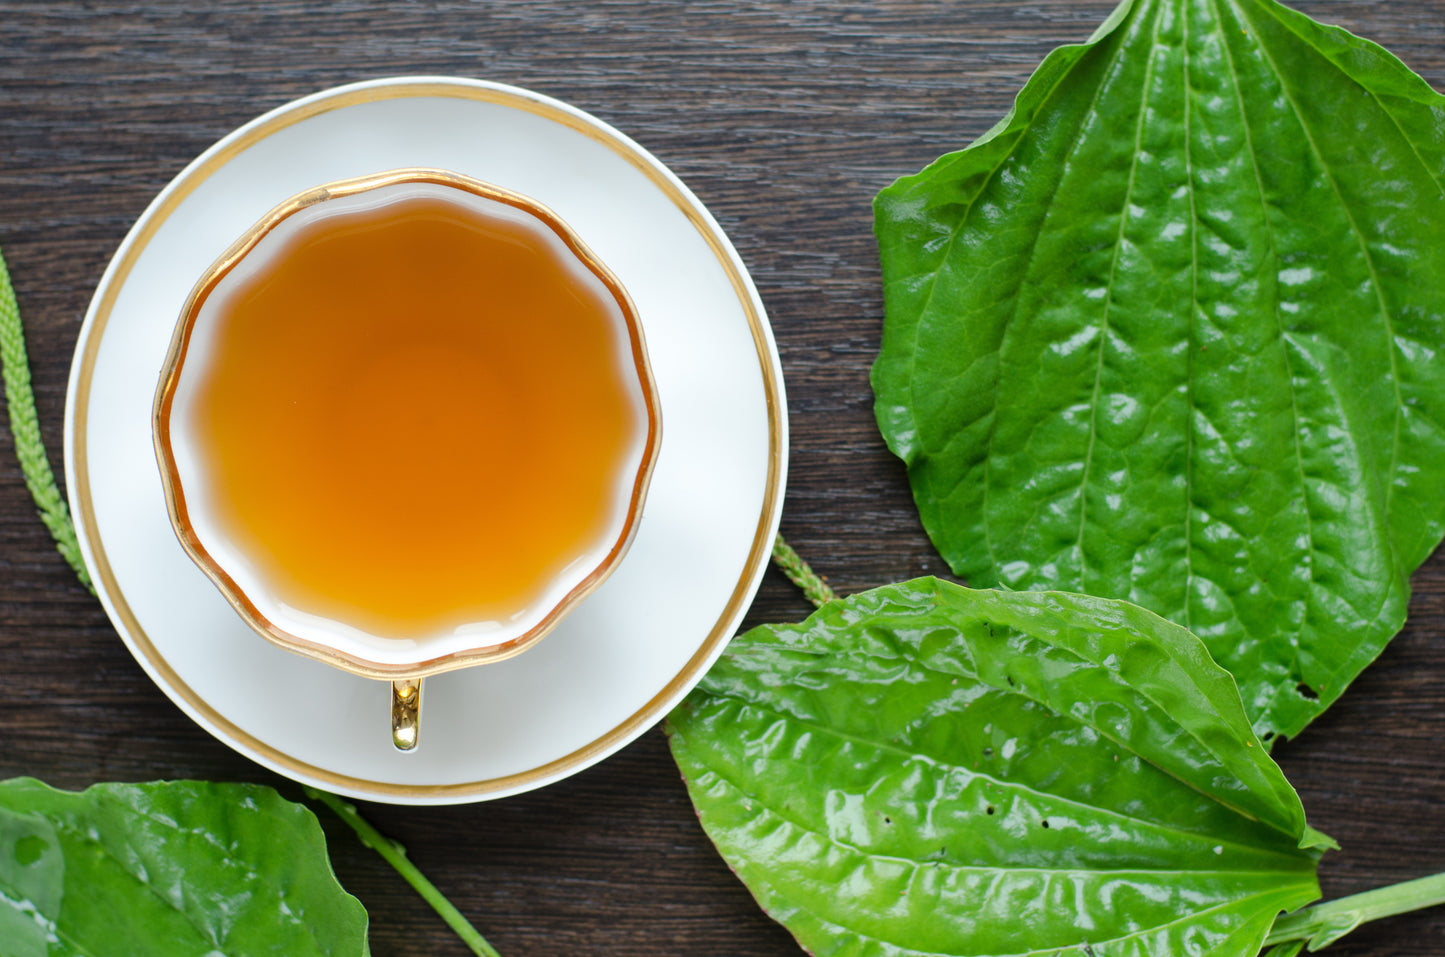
(391, 678, 423, 751)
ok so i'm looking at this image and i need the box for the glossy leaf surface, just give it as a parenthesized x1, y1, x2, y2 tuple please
(0, 778, 369, 956)
(872, 0, 1445, 742)
(669, 579, 1325, 957)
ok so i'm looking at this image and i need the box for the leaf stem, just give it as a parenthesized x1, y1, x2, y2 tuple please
(771, 533, 836, 607)
(306, 787, 502, 957)
(0, 244, 92, 591)
(1264, 871, 1445, 950)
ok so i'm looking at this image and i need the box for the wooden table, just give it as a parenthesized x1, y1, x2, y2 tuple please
(2, 2, 1442, 954)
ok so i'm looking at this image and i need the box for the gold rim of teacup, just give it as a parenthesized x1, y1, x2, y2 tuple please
(152, 167, 663, 682)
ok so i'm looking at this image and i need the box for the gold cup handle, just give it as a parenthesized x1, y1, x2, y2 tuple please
(391, 678, 423, 751)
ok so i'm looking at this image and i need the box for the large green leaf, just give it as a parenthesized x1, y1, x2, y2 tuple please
(0, 778, 369, 956)
(668, 579, 1326, 957)
(872, 0, 1445, 743)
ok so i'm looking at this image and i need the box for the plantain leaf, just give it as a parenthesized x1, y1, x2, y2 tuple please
(0, 778, 369, 956)
(668, 579, 1325, 957)
(872, 0, 1445, 743)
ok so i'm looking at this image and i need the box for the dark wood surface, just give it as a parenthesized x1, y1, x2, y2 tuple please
(2, 2, 1443, 954)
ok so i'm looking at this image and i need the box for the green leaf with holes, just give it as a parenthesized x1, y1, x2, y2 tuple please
(668, 579, 1327, 957)
(0, 778, 369, 956)
(872, 0, 1445, 743)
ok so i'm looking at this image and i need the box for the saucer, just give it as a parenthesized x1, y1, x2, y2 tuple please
(63, 77, 787, 805)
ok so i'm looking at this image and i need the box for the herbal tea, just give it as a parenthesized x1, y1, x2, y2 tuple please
(171, 180, 654, 641)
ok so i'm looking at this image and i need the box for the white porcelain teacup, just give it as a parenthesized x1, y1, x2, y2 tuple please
(153, 168, 661, 751)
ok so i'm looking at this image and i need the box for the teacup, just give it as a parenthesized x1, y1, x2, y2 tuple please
(153, 168, 662, 751)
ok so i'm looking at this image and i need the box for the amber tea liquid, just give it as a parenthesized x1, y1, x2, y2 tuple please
(177, 183, 650, 640)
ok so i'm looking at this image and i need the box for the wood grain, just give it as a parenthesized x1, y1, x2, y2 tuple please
(1, 1, 1442, 954)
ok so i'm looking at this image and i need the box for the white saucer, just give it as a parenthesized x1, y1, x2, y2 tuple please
(63, 77, 787, 805)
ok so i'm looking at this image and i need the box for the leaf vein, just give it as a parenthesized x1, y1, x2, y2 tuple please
(1227, 0, 1405, 540)
(1250, 0, 1445, 201)
(696, 689, 1298, 862)
(914, 8, 1148, 578)
(1073, 0, 1167, 596)
(45, 814, 239, 954)
(1182, 0, 1199, 634)
(699, 757, 1308, 874)
(1205, 0, 1316, 700)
